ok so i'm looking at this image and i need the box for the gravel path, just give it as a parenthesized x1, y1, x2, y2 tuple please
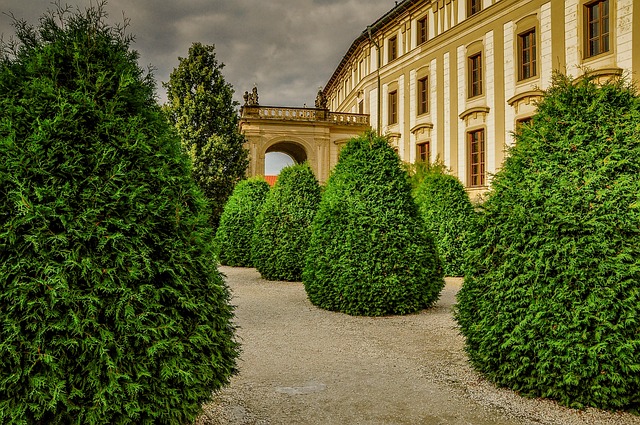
(197, 266, 640, 425)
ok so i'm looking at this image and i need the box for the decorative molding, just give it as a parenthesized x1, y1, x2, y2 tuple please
(582, 67, 624, 79)
(507, 90, 543, 107)
(410, 123, 434, 133)
(459, 106, 490, 121)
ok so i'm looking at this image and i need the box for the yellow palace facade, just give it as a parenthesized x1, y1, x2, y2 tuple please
(323, 0, 639, 199)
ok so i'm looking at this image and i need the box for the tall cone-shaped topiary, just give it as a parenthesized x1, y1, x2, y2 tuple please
(252, 163, 321, 281)
(456, 73, 640, 411)
(303, 132, 444, 316)
(0, 5, 237, 424)
(215, 177, 270, 267)
(413, 170, 477, 276)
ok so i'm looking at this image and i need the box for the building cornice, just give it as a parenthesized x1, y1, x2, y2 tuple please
(323, 0, 422, 96)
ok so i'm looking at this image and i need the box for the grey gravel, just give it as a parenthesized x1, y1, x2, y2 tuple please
(196, 266, 640, 425)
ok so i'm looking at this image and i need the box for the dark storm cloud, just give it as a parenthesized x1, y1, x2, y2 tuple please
(1, 0, 395, 106)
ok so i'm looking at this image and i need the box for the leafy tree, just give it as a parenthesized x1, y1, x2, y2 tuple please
(413, 170, 477, 276)
(303, 132, 444, 316)
(0, 4, 238, 424)
(164, 42, 248, 227)
(456, 73, 640, 411)
(215, 177, 270, 267)
(252, 163, 321, 281)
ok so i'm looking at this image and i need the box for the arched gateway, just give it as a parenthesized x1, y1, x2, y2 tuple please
(239, 92, 369, 183)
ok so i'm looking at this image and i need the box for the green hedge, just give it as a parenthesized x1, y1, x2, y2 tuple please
(413, 171, 476, 276)
(215, 177, 270, 266)
(303, 132, 444, 316)
(456, 73, 640, 411)
(252, 163, 321, 281)
(0, 6, 237, 424)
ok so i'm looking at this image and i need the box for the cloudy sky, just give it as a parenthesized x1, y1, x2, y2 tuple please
(1, 0, 396, 108)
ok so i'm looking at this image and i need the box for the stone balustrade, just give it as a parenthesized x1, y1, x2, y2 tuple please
(329, 112, 369, 125)
(242, 106, 369, 126)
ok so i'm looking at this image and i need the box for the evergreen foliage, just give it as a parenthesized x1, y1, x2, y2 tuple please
(403, 157, 449, 191)
(413, 170, 476, 276)
(456, 73, 640, 411)
(215, 177, 270, 267)
(164, 42, 248, 228)
(303, 132, 445, 316)
(0, 4, 238, 424)
(252, 163, 321, 281)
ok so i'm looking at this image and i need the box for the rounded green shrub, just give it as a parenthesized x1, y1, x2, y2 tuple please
(252, 163, 321, 281)
(215, 177, 270, 267)
(0, 6, 237, 424)
(456, 73, 640, 411)
(414, 171, 476, 276)
(303, 132, 445, 316)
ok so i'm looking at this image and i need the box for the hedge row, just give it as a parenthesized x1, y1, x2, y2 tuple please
(303, 132, 445, 316)
(456, 73, 640, 411)
(251, 163, 321, 281)
(215, 177, 270, 267)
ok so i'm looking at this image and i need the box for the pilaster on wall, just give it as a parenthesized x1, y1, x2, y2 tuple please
(409, 69, 417, 163)
(444, 52, 452, 171)
(565, 0, 580, 77)
(503, 21, 515, 147)
(370, 45, 378, 72)
(456, 46, 465, 177)
(398, 74, 406, 158)
(429, 7, 436, 40)
(430, 58, 438, 162)
(540, 2, 553, 89)
(617, 0, 634, 72)
(486, 30, 496, 185)
(382, 83, 389, 129)
(370, 87, 379, 132)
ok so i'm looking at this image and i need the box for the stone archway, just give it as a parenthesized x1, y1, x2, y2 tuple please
(239, 104, 370, 183)
(258, 136, 315, 178)
(266, 140, 308, 165)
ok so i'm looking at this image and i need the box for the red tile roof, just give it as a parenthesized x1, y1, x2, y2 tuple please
(264, 175, 278, 187)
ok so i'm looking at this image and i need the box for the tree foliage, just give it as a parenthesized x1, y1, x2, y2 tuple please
(303, 132, 444, 316)
(403, 157, 449, 191)
(413, 170, 477, 276)
(252, 163, 321, 281)
(215, 177, 270, 267)
(456, 73, 640, 411)
(164, 42, 248, 227)
(0, 4, 238, 423)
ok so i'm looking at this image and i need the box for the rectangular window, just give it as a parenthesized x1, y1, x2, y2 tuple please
(389, 36, 398, 62)
(585, 0, 610, 57)
(418, 16, 428, 44)
(516, 117, 533, 133)
(358, 100, 364, 114)
(468, 129, 486, 187)
(359, 59, 365, 79)
(417, 76, 429, 115)
(417, 141, 430, 162)
(467, 0, 482, 17)
(518, 29, 536, 80)
(468, 53, 483, 98)
(389, 90, 398, 125)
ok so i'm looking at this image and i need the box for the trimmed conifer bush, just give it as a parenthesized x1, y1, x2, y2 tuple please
(0, 5, 237, 424)
(252, 163, 321, 281)
(303, 132, 445, 316)
(456, 73, 640, 411)
(413, 170, 476, 276)
(215, 177, 270, 267)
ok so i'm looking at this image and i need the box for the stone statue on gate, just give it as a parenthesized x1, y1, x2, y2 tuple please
(243, 86, 260, 106)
